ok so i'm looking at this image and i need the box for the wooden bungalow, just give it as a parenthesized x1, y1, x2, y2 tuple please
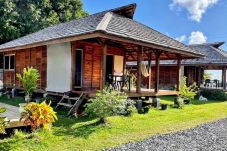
(0, 3, 203, 98)
(127, 41, 227, 90)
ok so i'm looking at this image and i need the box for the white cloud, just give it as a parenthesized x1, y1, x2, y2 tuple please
(170, 0, 218, 22)
(175, 35, 187, 42)
(175, 31, 207, 44)
(188, 31, 207, 44)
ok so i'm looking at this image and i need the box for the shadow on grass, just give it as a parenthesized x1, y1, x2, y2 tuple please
(53, 116, 109, 138)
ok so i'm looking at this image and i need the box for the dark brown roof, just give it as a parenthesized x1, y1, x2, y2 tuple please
(0, 3, 202, 57)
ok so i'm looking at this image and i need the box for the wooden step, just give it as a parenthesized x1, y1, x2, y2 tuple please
(57, 103, 73, 108)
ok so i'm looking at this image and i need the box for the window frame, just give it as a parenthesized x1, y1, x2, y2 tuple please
(4, 54, 15, 71)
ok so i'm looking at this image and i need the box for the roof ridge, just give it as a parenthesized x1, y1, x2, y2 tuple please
(96, 12, 113, 31)
(211, 46, 227, 59)
(110, 13, 203, 56)
(189, 41, 225, 47)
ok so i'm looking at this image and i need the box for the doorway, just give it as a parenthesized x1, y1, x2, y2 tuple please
(106, 55, 114, 84)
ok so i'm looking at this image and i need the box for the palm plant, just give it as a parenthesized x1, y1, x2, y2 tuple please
(16, 67, 40, 103)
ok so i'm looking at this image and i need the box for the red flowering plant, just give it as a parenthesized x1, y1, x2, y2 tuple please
(20, 101, 58, 131)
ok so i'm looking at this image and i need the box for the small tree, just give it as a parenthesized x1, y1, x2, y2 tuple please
(16, 67, 40, 102)
(179, 76, 197, 101)
(85, 87, 128, 123)
(203, 72, 212, 81)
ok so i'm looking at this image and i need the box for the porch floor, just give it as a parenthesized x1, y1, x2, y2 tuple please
(73, 88, 178, 98)
(124, 88, 178, 98)
(0, 102, 24, 128)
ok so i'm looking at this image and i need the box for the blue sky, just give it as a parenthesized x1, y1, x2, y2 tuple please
(83, 0, 227, 50)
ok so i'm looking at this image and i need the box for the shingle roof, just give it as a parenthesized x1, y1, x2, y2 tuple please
(182, 42, 227, 65)
(0, 3, 202, 57)
(127, 42, 227, 66)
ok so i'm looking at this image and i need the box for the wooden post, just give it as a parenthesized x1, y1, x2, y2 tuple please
(123, 51, 127, 75)
(176, 58, 181, 91)
(148, 52, 152, 89)
(197, 67, 201, 88)
(222, 67, 226, 90)
(155, 51, 160, 93)
(100, 42, 107, 90)
(136, 48, 142, 93)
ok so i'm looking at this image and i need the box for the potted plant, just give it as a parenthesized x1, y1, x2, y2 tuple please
(6, 90, 12, 99)
(143, 106, 150, 113)
(174, 97, 184, 109)
(179, 76, 197, 104)
(161, 104, 168, 110)
(152, 97, 160, 108)
(16, 67, 40, 103)
(35, 97, 42, 104)
(160, 100, 172, 110)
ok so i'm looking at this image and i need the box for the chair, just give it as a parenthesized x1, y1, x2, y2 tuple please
(116, 75, 131, 91)
(108, 74, 117, 89)
(213, 79, 219, 88)
(55, 92, 85, 117)
(204, 79, 211, 88)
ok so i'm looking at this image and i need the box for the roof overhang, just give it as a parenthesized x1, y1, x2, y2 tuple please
(0, 31, 204, 59)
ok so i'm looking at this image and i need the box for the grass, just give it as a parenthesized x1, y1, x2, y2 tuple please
(0, 96, 25, 106)
(1, 96, 227, 151)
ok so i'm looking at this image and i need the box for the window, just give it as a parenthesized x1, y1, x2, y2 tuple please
(4, 55, 15, 70)
(75, 49, 83, 88)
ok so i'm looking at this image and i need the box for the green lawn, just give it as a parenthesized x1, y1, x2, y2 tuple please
(0, 96, 25, 106)
(1, 96, 227, 151)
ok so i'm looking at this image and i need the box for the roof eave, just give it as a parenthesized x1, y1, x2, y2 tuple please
(0, 30, 204, 59)
(97, 31, 204, 59)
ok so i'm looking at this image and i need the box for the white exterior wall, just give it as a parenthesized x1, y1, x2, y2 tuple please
(47, 42, 71, 92)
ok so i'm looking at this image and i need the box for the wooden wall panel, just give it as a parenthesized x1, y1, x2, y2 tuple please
(72, 40, 125, 91)
(130, 66, 179, 89)
(3, 46, 47, 90)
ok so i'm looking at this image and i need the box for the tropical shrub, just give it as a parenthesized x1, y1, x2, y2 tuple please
(16, 67, 40, 102)
(203, 72, 212, 80)
(174, 97, 184, 109)
(179, 76, 197, 101)
(200, 89, 227, 101)
(20, 102, 58, 131)
(0, 107, 8, 134)
(117, 99, 136, 116)
(85, 87, 129, 123)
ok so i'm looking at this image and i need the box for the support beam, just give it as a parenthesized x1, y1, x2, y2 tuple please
(197, 67, 201, 88)
(100, 42, 107, 90)
(155, 51, 161, 93)
(222, 67, 226, 90)
(136, 48, 142, 93)
(147, 52, 152, 89)
(176, 58, 181, 91)
(123, 51, 127, 75)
